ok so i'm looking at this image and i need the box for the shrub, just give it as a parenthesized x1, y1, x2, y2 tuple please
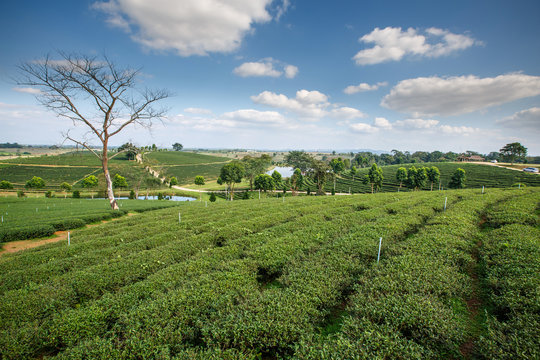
(45, 191, 53, 198)
(209, 193, 217, 202)
(17, 190, 25, 197)
(72, 190, 81, 198)
(129, 190, 136, 200)
(25, 176, 45, 189)
(0, 180, 13, 189)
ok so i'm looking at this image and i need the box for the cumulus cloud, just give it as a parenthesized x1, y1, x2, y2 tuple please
(284, 65, 299, 79)
(373, 117, 392, 129)
(353, 27, 478, 65)
(496, 107, 540, 131)
(349, 122, 379, 134)
(251, 89, 366, 120)
(382, 74, 540, 117)
(12, 87, 42, 95)
(344, 82, 387, 94)
(222, 109, 286, 125)
(394, 119, 439, 129)
(439, 125, 480, 135)
(93, 0, 275, 56)
(233, 59, 298, 78)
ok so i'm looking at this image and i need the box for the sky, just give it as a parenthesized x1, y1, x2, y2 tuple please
(1, 0, 539, 154)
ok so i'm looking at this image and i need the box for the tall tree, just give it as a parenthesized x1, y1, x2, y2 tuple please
(426, 166, 440, 191)
(307, 158, 330, 195)
(242, 154, 272, 190)
(285, 151, 312, 173)
(290, 168, 304, 196)
(17, 52, 169, 209)
(448, 168, 466, 189)
(499, 142, 527, 164)
(407, 166, 427, 191)
(396, 167, 407, 191)
(118, 142, 138, 160)
(219, 161, 245, 200)
(172, 143, 183, 151)
(366, 163, 384, 193)
(254, 174, 275, 192)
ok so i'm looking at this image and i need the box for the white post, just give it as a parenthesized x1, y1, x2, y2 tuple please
(178, 212, 181, 223)
(36, 208, 38, 212)
(444, 197, 447, 211)
(482, 185, 484, 194)
(377, 237, 382, 264)
(1, 215, 3, 223)
(259, 189, 261, 200)
(68, 231, 70, 246)
(282, 194, 285, 203)
(519, 183, 521, 189)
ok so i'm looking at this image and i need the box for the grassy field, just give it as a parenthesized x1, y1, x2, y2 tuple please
(146, 151, 231, 185)
(0, 197, 181, 243)
(0, 187, 537, 359)
(308, 162, 540, 194)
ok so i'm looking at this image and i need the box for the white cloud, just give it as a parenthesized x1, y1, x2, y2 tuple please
(382, 74, 540, 117)
(12, 87, 42, 95)
(233, 59, 298, 78)
(93, 0, 274, 56)
(330, 107, 367, 120)
(233, 62, 282, 77)
(349, 122, 379, 134)
(183, 107, 213, 115)
(284, 65, 299, 79)
(344, 82, 387, 94)
(496, 107, 540, 132)
(394, 119, 439, 129)
(222, 109, 286, 125)
(251, 89, 367, 120)
(373, 117, 392, 129)
(353, 27, 478, 65)
(439, 125, 480, 135)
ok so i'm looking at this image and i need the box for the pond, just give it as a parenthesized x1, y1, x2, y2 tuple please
(266, 166, 295, 178)
(94, 195, 197, 202)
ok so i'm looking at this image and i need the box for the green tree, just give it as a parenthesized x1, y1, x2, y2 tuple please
(242, 154, 272, 190)
(254, 174, 275, 192)
(118, 142, 138, 160)
(307, 159, 330, 195)
(271, 170, 282, 188)
(285, 151, 312, 173)
(367, 163, 384, 193)
(60, 182, 72, 192)
(406, 166, 427, 191)
(219, 161, 245, 200)
(448, 168, 466, 189)
(350, 166, 357, 181)
(396, 167, 407, 191)
(172, 143, 183, 151)
(426, 166, 440, 191)
(499, 142, 527, 164)
(329, 158, 345, 174)
(194, 175, 205, 186)
(112, 174, 128, 189)
(0, 180, 14, 189)
(169, 176, 178, 187)
(81, 175, 98, 189)
(209, 192, 217, 202)
(25, 176, 45, 189)
(290, 168, 304, 196)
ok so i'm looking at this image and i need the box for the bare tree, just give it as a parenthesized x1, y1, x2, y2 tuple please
(17, 52, 169, 209)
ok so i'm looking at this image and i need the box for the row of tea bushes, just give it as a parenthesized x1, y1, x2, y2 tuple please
(478, 190, 540, 359)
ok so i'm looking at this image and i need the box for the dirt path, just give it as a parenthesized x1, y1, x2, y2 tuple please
(0, 213, 136, 256)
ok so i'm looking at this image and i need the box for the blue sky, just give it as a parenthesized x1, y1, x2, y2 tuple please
(1, 0, 539, 154)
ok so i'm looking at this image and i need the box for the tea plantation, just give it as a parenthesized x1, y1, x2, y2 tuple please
(0, 198, 181, 243)
(0, 188, 537, 359)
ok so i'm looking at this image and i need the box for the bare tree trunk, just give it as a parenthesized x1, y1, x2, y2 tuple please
(102, 151, 119, 210)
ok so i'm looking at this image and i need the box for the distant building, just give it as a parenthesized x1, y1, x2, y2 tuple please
(457, 154, 485, 162)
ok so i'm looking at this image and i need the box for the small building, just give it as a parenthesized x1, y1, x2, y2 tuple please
(457, 154, 485, 162)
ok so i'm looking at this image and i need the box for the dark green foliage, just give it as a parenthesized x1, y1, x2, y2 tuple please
(406, 165, 427, 190)
(172, 143, 183, 151)
(254, 174, 275, 192)
(194, 175, 205, 186)
(60, 182, 72, 192)
(72, 190, 81, 198)
(499, 142, 527, 164)
(0, 180, 13, 189)
(17, 190, 25, 197)
(129, 190, 136, 199)
(449, 168, 466, 189)
(209, 193, 217, 202)
(169, 176, 178, 186)
(25, 176, 45, 189)
(45, 191, 53, 198)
